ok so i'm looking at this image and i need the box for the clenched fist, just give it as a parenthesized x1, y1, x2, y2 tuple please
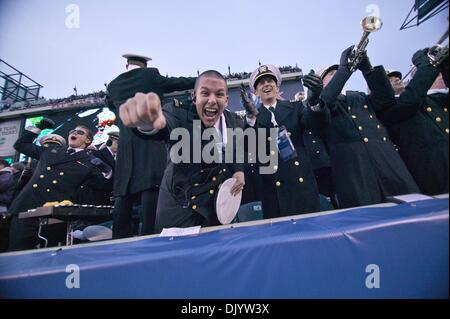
(119, 92, 167, 131)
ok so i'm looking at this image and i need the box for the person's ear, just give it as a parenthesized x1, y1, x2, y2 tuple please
(192, 93, 197, 103)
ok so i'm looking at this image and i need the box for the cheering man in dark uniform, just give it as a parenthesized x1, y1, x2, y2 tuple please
(77, 131, 119, 206)
(8, 121, 111, 251)
(119, 70, 244, 232)
(379, 49, 448, 195)
(242, 65, 330, 219)
(107, 54, 196, 238)
(319, 47, 419, 208)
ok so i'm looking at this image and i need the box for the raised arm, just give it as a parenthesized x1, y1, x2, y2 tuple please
(154, 69, 196, 94)
(377, 49, 441, 125)
(300, 71, 330, 131)
(14, 118, 55, 159)
(320, 46, 354, 108)
(364, 65, 396, 114)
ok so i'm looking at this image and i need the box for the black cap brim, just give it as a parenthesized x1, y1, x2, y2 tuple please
(387, 71, 402, 79)
(253, 73, 278, 89)
(320, 64, 339, 80)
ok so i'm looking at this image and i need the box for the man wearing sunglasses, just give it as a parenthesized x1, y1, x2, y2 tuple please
(8, 121, 112, 251)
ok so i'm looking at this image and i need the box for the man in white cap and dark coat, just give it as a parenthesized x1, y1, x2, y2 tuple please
(241, 64, 330, 219)
(39, 133, 67, 147)
(107, 54, 196, 238)
(13, 132, 67, 197)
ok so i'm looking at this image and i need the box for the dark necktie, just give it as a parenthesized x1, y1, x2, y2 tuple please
(269, 106, 275, 113)
(66, 148, 76, 155)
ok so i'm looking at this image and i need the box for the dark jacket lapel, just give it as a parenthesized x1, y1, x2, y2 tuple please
(47, 148, 89, 166)
(274, 100, 294, 125)
(97, 148, 115, 168)
(256, 105, 274, 128)
(223, 109, 238, 129)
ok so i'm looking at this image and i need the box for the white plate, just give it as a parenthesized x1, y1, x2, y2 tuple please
(216, 178, 242, 225)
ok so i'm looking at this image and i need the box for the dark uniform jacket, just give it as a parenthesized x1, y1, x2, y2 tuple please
(141, 101, 244, 231)
(378, 64, 449, 195)
(320, 66, 420, 208)
(303, 129, 331, 171)
(303, 129, 334, 197)
(251, 99, 330, 218)
(231, 112, 261, 204)
(0, 169, 15, 208)
(107, 67, 196, 196)
(76, 147, 116, 205)
(94, 147, 115, 170)
(8, 130, 110, 215)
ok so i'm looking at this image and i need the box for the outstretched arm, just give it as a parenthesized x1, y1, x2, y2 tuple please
(119, 92, 167, 132)
(320, 46, 354, 107)
(377, 48, 441, 125)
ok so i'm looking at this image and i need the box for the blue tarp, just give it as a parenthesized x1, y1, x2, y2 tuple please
(0, 198, 448, 298)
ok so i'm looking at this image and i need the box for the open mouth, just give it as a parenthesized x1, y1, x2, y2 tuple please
(204, 107, 218, 119)
(262, 87, 273, 94)
(70, 136, 77, 142)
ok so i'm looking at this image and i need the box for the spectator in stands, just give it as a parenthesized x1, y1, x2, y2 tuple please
(318, 46, 419, 208)
(96, 131, 118, 169)
(0, 162, 24, 208)
(298, 66, 337, 207)
(0, 162, 14, 213)
(0, 159, 9, 170)
(14, 134, 67, 197)
(0, 161, 17, 252)
(107, 53, 196, 238)
(386, 70, 406, 96)
(77, 131, 119, 206)
(118, 70, 245, 231)
(241, 65, 329, 218)
(8, 120, 112, 251)
(10, 162, 24, 187)
(378, 50, 448, 195)
(40, 133, 67, 148)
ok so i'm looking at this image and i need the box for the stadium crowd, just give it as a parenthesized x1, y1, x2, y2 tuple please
(0, 91, 106, 112)
(0, 47, 448, 252)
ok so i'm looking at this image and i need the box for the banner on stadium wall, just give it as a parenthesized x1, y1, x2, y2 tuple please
(0, 119, 21, 157)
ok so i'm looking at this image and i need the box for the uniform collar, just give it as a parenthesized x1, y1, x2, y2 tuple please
(126, 64, 142, 72)
(107, 146, 116, 157)
(428, 88, 449, 95)
(263, 101, 277, 110)
(67, 147, 84, 153)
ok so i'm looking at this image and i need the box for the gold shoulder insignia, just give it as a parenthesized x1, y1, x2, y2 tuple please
(173, 98, 180, 107)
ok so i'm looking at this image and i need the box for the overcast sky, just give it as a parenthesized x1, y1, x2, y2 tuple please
(0, 0, 447, 99)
